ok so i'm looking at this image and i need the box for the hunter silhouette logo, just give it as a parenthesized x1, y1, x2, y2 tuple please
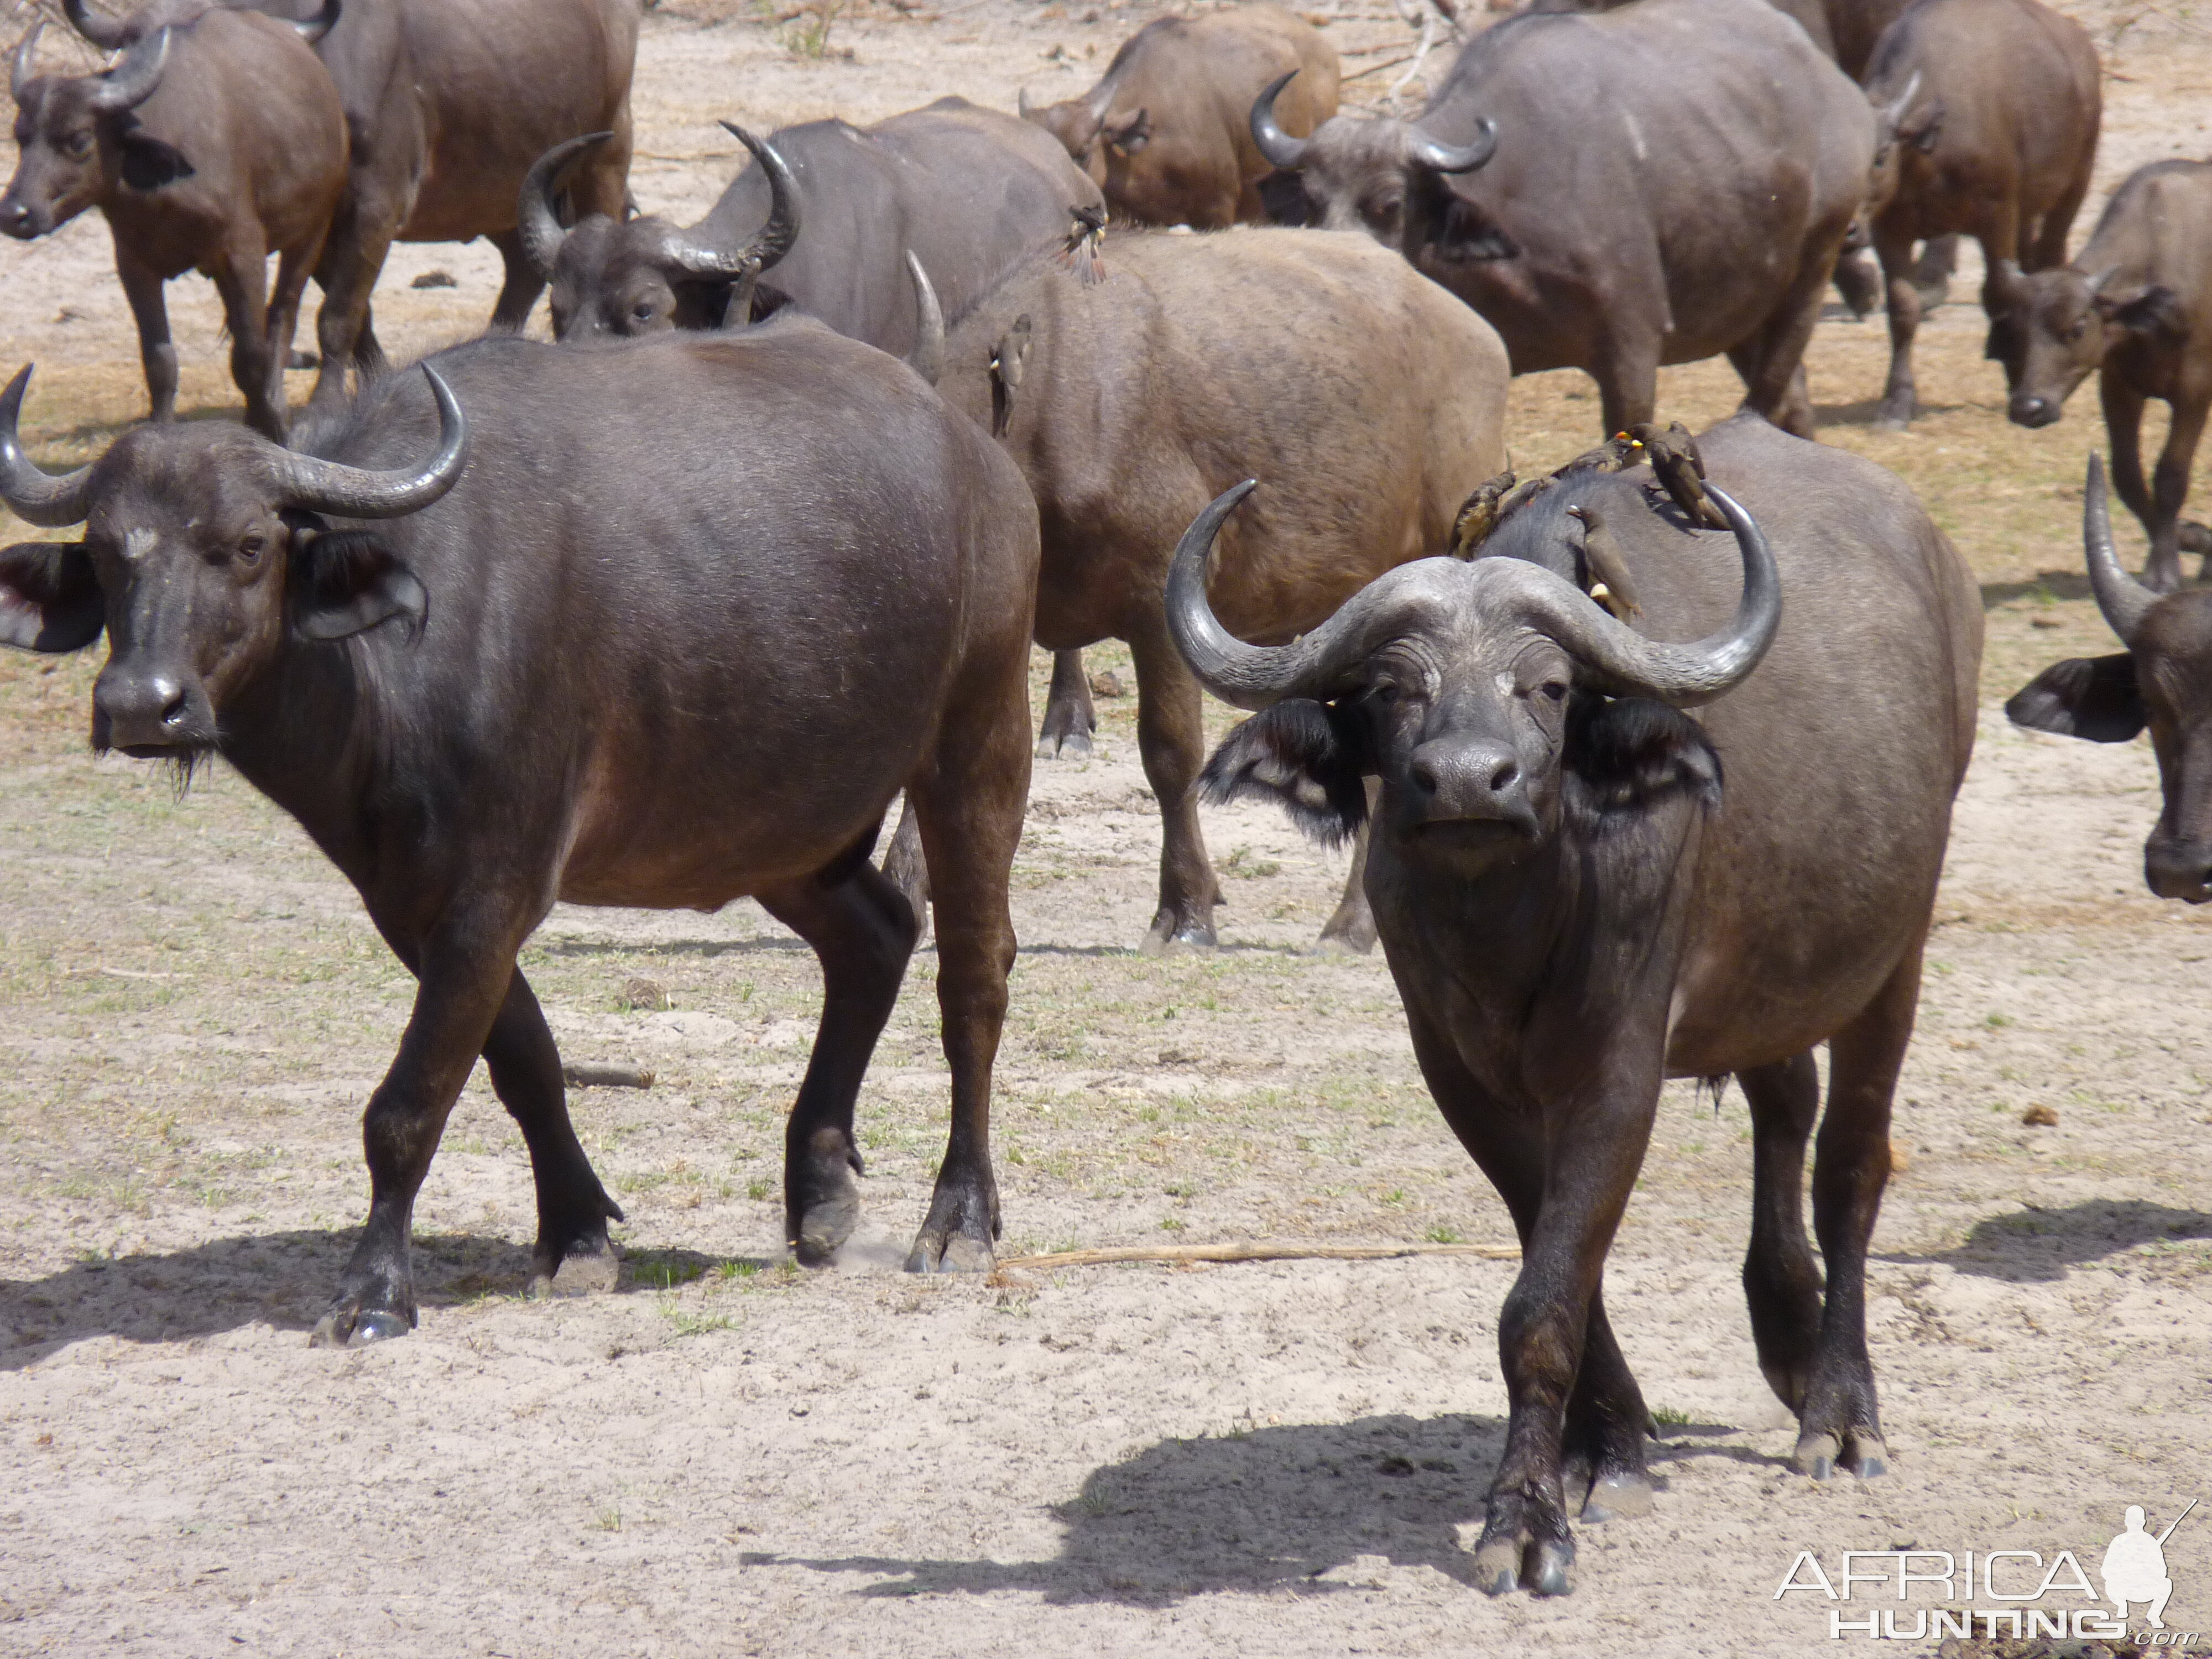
(2104, 1500, 2194, 1629)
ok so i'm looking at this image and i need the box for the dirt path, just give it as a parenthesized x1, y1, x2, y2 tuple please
(3, 2, 2212, 1654)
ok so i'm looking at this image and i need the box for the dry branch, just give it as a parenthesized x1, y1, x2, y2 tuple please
(996, 1240, 1521, 1272)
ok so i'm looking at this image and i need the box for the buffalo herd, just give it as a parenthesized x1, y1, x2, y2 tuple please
(0, 0, 2190, 1603)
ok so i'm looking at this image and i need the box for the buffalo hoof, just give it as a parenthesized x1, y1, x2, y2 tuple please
(1579, 1470, 1655, 1522)
(1471, 1531, 1574, 1596)
(2179, 521, 2212, 558)
(1035, 723, 1094, 761)
(308, 1298, 414, 1350)
(905, 1175, 999, 1274)
(1793, 1428, 1889, 1481)
(529, 1239, 621, 1300)
(1312, 914, 1378, 955)
(1872, 412, 1912, 435)
(789, 1127, 863, 1267)
(1140, 910, 1217, 956)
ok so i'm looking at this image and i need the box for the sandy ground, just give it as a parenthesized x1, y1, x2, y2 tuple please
(4, 1, 2212, 1654)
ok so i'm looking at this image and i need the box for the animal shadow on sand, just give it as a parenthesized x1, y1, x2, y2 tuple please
(1888, 1197, 2212, 1284)
(750, 1411, 1756, 1606)
(0, 1229, 752, 1370)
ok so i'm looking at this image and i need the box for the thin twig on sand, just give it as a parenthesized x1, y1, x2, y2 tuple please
(994, 1240, 1522, 1274)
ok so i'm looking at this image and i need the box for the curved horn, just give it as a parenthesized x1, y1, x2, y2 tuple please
(1167, 478, 1782, 711)
(1407, 118, 1497, 175)
(669, 121, 800, 285)
(12, 20, 41, 100)
(267, 365, 467, 519)
(1017, 85, 1038, 119)
(87, 25, 166, 113)
(59, 0, 123, 50)
(2084, 453, 2162, 637)
(515, 132, 610, 284)
(1249, 71, 1310, 170)
(905, 251, 943, 387)
(293, 0, 341, 45)
(1881, 68, 1923, 130)
(0, 366, 93, 528)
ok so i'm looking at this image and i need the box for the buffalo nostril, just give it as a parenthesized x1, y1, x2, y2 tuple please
(1489, 759, 1519, 795)
(159, 687, 190, 729)
(1410, 759, 1439, 795)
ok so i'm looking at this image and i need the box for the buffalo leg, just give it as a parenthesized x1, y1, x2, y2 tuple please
(1873, 222, 1924, 430)
(1316, 794, 1379, 953)
(1037, 648, 1097, 759)
(1129, 620, 1224, 952)
(1590, 346, 1658, 441)
(487, 227, 548, 334)
(2103, 373, 2157, 549)
(1910, 236, 1957, 311)
(878, 794, 931, 941)
(113, 252, 178, 427)
(264, 239, 320, 418)
(310, 900, 536, 1348)
(1409, 1010, 1656, 1594)
(1739, 1052, 1824, 1412)
(1794, 933, 1924, 1480)
(902, 600, 1030, 1272)
(759, 863, 920, 1266)
(310, 196, 400, 412)
(2144, 394, 2209, 593)
(479, 966, 625, 1296)
(211, 229, 285, 442)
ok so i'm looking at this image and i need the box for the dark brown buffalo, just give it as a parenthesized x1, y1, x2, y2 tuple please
(1018, 3, 1338, 229)
(929, 225, 1507, 951)
(2012, 460, 2212, 899)
(2, 7, 345, 439)
(1860, 0, 2099, 429)
(1171, 412, 1980, 1592)
(0, 322, 1039, 1337)
(1999, 161, 2212, 591)
(1254, 0, 1872, 437)
(62, 0, 639, 411)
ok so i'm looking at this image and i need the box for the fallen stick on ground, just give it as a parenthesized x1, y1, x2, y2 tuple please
(563, 1063, 656, 1090)
(997, 1240, 1521, 1272)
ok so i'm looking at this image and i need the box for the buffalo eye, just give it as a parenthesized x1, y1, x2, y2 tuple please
(1540, 680, 1567, 703)
(631, 300, 655, 324)
(62, 129, 93, 160)
(1372, 681, 1400, 706)
(236, 530, 267, 566)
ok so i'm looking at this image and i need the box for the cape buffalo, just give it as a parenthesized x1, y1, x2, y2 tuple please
(520, 99, 1109, 761)
(1251, 0, 1873, 437)
(1172, 414, 1980, 1592)
(2, 7, 345, 440)
(1998, 161, 2212, 592)
(1018, 3, 1339, 229)
(2011, 459, 2212, 900)
(1860, 0, 2100, 430)
(0, 322, 1039, 1339)
(928, 225, 1509, 951)
(62, 0, 640, 413)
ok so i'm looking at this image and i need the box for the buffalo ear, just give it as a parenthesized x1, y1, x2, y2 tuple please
(2006, 653, 2146, 743)
(291, 530, 427, 642)
(1256, 169, 1313, 227)
(1427, 193, 1519, 263)
(0, 540, 102, 651)
(1199, 697, 1373, 846)
(1902, 97, 1943, 153)
(117, 133, 194, 190)
(1105, 107, 1150, 154)
(2108, 284, 2187, 341)
(1564, 696, 1723, 816)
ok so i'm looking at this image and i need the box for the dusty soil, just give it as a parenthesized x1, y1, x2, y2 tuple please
(4, 1, 2212, 1653)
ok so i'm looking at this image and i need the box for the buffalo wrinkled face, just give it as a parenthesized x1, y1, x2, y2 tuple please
(4, 76, 114, 238)
(546, 217, 691, 341)
(1025, 98, 1108, 178)
(1258, 118, 1410, 239)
